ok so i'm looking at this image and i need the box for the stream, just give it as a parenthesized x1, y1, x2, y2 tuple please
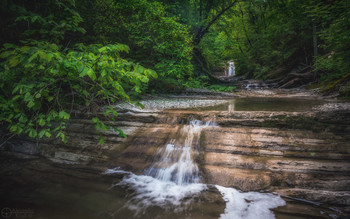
(103, 119, 285, 219)
(0, 89, 349, 219)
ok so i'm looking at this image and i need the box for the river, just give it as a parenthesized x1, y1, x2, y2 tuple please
(0, 89, 349, 219)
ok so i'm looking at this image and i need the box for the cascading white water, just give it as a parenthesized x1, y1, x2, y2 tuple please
(144, 143, 200, 185)
(143, 120, 217, 185)
(104, 119, 286, 218)
(143, 120, 208, 185)
(225, 61, 235, 77)
(104, 120, 214, 214)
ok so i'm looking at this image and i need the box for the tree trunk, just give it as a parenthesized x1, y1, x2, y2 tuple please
(194, 0, 237, 45)
(313, 22, 318, 80)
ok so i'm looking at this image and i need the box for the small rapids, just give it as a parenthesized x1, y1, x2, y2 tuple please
(104, 120, 285, 218)
(216, 186, 286, 219)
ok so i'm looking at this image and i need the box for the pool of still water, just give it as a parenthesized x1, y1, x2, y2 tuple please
(0, 156, 340, 219)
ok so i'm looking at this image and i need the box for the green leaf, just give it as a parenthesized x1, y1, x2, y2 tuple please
(45, 132, 52, 138)
(27, 101, 35, 108)
(19, 115, 27, 123)
(98, 136, 105, 145)
(56, 132, 67, 143)
(27, 52, 39, 63)
(98, 47, 107, 53)
(38, 119, 46, 126)
(118, 129, 127, 138)
(47, 96, 54, 102)
(59, 111, 70, 120)
(135, 66, 145, 73)
(134, 102, 144, 109)
(0, 51, 13, 59)
(79, 67, 88, 77)
(9, 125, 18, 133)
(47, 53, 54, 61)
(87, 69, 96, 80)
(101, 69, 107, 77)
(28, 129, 37, 138)
(9, 57, 19, 67)
(104, 107, 118, 117)
(38, 51, 49, 61)
(150, 70, 158, 78)
(38, 130, 46, 138)
(141, 77, 149, 83)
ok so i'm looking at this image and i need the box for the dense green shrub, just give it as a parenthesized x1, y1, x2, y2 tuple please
(315, 0, 350, 82)
(0, 0, 157, 143)
(0, 41, 156, 142)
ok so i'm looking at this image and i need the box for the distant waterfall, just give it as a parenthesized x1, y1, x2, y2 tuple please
(225, 61, 235, 77)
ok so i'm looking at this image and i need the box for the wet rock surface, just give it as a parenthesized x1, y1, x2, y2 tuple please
(1, 88, 350, 218)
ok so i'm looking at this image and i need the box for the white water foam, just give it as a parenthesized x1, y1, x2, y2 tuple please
(216, 185, 286, 219)
(145, 144, 201, 185)
(103, 167, 131, 175)
(104, 168, 206, 215)
(189, 119, 218, 127)
(104, 119, 285, 217)
(104, 168, 286, 218)
(144, 120, 217, 186)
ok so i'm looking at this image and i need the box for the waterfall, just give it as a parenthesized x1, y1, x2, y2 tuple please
(144, 144, 200, 185)
(104, 120, 215, 214)
(225, 61, 235, 77)
(145, 120, 216, 185)
(104, 119, 285, 217)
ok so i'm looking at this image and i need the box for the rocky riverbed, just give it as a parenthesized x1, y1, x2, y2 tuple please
(1, 88, 349, 218)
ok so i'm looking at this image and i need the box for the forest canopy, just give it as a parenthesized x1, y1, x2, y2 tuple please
(1, 0, 349, 142)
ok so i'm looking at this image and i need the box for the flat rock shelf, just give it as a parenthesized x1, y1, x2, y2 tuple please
(1, 89, 349, 219)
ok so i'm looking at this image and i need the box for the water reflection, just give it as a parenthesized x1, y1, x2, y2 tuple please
(228, 100, 235, 113)
(188, 97, 324, 112)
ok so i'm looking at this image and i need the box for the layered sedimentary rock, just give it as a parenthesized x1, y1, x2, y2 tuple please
(3, 93, 350, 215)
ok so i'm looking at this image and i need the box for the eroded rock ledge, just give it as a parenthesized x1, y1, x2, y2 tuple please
(1, 89, 350, 215)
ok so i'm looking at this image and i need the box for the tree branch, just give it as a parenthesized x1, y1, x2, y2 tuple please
(195, 0, 237, 44)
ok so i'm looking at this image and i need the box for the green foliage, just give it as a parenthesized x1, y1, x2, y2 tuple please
(183, 76, 210, 89)
(0, 0, 159, 143)
(208, 84, 236, 92)
(314, 0, 350, 82)
(0, 41, 156, 142)
(1, 0, 86, 45)
(92, 0, 193, 81)
(92, 116, 127, 144)
(198, 0, 316, 78)
(2, 0, 349, 145)
(183, 76, 235, 92)
(197, 0, 349, 90)
(149, 77, 185, 94)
